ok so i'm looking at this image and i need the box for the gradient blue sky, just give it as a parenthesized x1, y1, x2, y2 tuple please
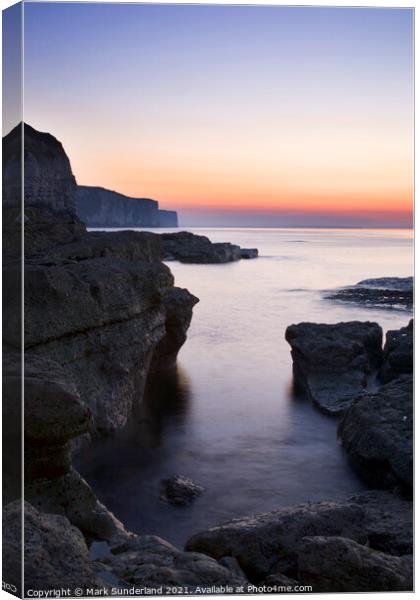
(5, 2, 415, 226)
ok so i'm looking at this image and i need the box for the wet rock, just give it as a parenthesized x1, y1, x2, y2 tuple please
(3, 501, 103, 593)
(161, 231, 241, 263)
(163, 475, 204, 506)
(151, 288, 199, 372)
(186, 498, 367, 580)
(357, 277, 413, 291)
(285, 321, 383, 415)
(338, 376, 413, 496)
(297, 536, 413, 592)
(381, 320, 413, 382)
(99, 535, 247, 588)
(325, 277, 413, 311)
(240, 248, 258, 259)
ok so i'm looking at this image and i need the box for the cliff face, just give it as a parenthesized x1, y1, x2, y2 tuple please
(76, 185, 178, 228)
(158, 208, 178, 227)
(3, 123, 77, 215)
(3, 124, 198, 557)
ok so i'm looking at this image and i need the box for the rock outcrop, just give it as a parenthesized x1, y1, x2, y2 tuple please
(162, 231, 242, 263)
(240, 248, 258, 259)
(338, 376, 413, 496)
(2, 124, 202, 591)
(381, 319, 413, 382)
(297, 536, 412, 592)
(285, 321, 383, 415)
(186, 490, 412, 587)
(325, 277, 413, 311)
(76, 185, 178, 228)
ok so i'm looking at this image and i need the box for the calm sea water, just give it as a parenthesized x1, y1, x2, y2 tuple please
(77, 228, 413, 548)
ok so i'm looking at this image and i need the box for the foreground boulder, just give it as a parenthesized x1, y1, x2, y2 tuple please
(338, 376, 413, 496)
(3, 501, 103, 593)
(297, 536, 412, 592)
(185, 490, 411, 582)
(285, 321, 382, 415)
(99, 535, 247, 588)
(186, 498, 367, 580)
(381, 320, 413, 382)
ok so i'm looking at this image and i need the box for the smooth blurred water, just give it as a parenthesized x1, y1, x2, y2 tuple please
(77, 228, 413, 548)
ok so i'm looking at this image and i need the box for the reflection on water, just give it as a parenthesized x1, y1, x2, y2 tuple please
(77, 228, 413, 548)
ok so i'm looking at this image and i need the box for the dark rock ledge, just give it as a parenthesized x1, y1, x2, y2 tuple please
(162, 231, 258, 264)
(325, 276, 413, 311)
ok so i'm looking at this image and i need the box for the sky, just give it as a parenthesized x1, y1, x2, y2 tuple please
(6, 2, 415, 227)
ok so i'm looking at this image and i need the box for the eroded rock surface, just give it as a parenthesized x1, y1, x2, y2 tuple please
(3, 501, 104, 593)
(297, 536, 412, 592)
(186, 498, 367, 580)
(98, 535, 247, 588)
(185, 490, 411, 583)
(285, 321, 382, 415)
(338, 376, 413, 496)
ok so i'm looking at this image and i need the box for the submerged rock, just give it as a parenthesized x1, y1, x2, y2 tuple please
(381, 320, 413, 382)
(285, 321, 382, 415)
(338, 376, 413, 496)
(163, 475, 204, 506)
(297, 536, 412, 592)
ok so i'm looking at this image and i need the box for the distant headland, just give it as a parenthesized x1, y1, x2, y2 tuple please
(3, 123, 178, 228)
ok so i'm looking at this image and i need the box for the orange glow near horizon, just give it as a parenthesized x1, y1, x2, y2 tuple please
(22, 4, 413, 226)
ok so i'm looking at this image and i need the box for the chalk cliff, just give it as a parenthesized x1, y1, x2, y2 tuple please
(76, 185, 178, 228)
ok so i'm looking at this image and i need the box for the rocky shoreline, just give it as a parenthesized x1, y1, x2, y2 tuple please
(184, 318, 413, 591)
(3, 124, 413, 594)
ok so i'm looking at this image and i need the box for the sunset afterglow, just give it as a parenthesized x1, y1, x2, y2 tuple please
(20, 4, 413, 227)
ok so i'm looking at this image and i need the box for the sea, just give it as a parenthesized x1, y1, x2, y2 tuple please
(76, 227, 413, 548)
